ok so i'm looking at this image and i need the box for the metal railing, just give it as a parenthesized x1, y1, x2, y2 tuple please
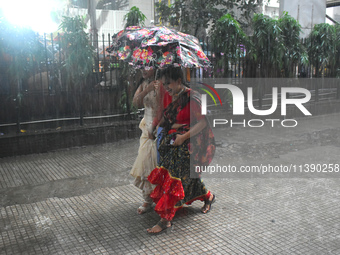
(1, 33, 340, 134)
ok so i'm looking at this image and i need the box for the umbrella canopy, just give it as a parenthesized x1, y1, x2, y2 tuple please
(106, 26, 211, 69)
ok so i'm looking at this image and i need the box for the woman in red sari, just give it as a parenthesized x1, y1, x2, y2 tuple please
(147, 67, 216, 234)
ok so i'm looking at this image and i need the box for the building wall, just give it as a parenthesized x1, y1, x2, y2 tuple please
(129, 0, 155, 26)
(279, 0, 327, 38)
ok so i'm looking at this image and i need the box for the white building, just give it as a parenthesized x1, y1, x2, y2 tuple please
(262, 0, 280, 18)
(279, 0, 327, 38)
(326, 6, 340, 24)
(68, 0, 339, 41)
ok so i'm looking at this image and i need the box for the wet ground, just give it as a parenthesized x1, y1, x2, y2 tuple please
(0, 113, 339, 254)
(2, 114, 339, 207)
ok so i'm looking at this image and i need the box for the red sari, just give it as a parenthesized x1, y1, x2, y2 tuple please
(148, 89, 215, 221)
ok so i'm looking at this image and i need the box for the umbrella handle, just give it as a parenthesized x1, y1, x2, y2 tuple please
(155, 69, 159, 80)
(153, 69, 159, 97)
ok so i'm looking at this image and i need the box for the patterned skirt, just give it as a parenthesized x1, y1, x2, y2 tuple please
(148, 129, 210, 221)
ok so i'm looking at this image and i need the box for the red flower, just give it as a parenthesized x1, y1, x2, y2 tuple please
(160, 35, 170, 41)
(147, 47, 154, 56)
(139, 29, 149, 35)
(133, 49, 142, 58)
(140, 49, 148, 60)
(197, 50, 206, 59)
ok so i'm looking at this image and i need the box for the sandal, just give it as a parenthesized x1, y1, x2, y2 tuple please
(147, 220, 172, 235)
(201, 194, 216, 214)
(137, 203, 152, 214)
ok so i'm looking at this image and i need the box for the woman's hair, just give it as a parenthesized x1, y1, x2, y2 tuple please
(160, 67, 184, 82)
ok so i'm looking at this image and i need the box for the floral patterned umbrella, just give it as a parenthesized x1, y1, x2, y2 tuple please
(106, 26, 211, 69)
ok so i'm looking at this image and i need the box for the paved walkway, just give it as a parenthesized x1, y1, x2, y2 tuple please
(0, 113, 340, 254)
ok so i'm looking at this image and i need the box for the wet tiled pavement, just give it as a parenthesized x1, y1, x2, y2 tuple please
(1, 113, 340, 254)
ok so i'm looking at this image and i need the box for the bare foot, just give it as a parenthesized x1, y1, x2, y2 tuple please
(201, 194, 215, 214)
(147, 219, 171, 234)
(137, 202, 151, 214)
